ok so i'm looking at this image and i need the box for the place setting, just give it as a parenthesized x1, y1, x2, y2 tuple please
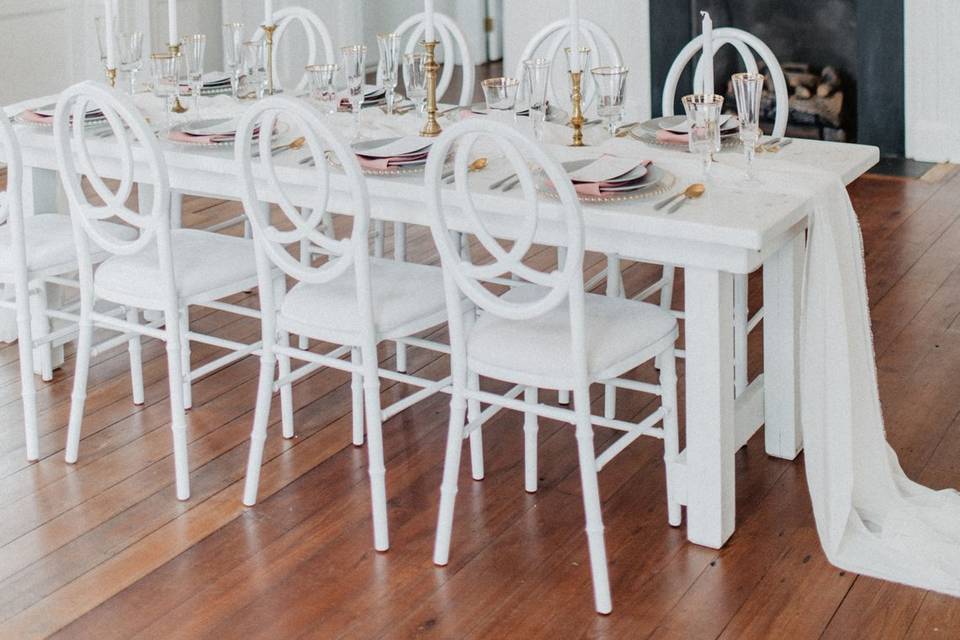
(317, 135, 433, 175)
(533, 153, 675, 203)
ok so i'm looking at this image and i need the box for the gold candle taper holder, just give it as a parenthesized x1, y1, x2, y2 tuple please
(106, 67, 118, 88)
(420, 40, 442, 137)
(168, 43, 188, 113)
(568, 70, 586, 147)
(263, 24, 277, 96)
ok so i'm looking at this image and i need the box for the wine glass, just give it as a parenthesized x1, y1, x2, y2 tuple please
(341, 45, 367, 131)
(306, 64, 340, 114)
(403, 52, 428, 118)
(481, 77, 520, 123)
(682, 93, 724, 181)
(151, 52, 180, 134)
(243, 40, 267, 99)
(522, 58, 551, 141)
(732, 72, 765, 182)
(222, 23, 245, 100)
(377, 33, 401, 115)
(117, 31, 144, 96)
(592, 66, 629, 137)
(182, 34, 206, 118)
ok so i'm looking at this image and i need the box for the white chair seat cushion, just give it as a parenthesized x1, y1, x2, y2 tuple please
(279, 258, 448, 344)
(468, 285, 679, 389)
(0, 214, 136, 277)
(94, 229, 258, 308)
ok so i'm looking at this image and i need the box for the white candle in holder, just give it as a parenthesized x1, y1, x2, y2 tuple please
(701, 11, 714, 95)
(424, 0, 435, 42)
(569, 0, 580, 70)
(104, 0, 117, 69)
(265, 0, 274, 25)
(168, 0, 178, 45)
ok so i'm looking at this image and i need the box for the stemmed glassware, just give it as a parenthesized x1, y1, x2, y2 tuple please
(181, 34, 206, 118)
(243, 40, 267, 99)
(151, 52, 180, 134)
(306, 64, 340, 114)
(117, 31, 144, 96)
(95, 16, 116, 76)
(341, 45, 368, 131)
(403, 52, 428, 118)
(682, 93, 724, 181)
(377, 33, 401, 115)
(732, 72, 765, 182)
(481, 77, 521, 123)
(222, 23, 245, 100)
(522, 58, 551, 141)
(592, 66, 629, 138)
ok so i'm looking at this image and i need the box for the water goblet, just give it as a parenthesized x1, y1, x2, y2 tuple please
(306, 64, 340, 114)
(222, 23, 245, 100)
(732, 72, 765, 181)
(377, 33, 401, 115)
(592, 66, 629, 138)
(243, 40, 267, 99)
(522, 58, 551, 141)
(117, 31, 144, 96)
(341, 45, 368, 131)
(151, 52, 180, 134)
(682, 94, 724, 181)
(481, 77, 521, 124)
(182, 34, 206, 118)
(403, 52, 428, 118)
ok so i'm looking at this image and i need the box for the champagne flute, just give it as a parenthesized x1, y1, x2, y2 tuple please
(522, 58, 551, 141)
(151, 52, 179, 134)
(403, 52, 428, 118)
(377, 33, 401, 115)
(592, 66, 629, 138)
(732, 72, 765, 182)
(182, 34, 206, 118)
(341, 45, 367, 132)
(222, 23, 245, 100)
(682, 93, 724, 181)
(117, 31, 144, 96)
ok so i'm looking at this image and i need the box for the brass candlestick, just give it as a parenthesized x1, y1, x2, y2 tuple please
(569, 70, 585, 147)
(263, 24, 277, 95)
(420, 40, 442, 137)
(168, 43, 188, 113)
(106, 67, 118, 88)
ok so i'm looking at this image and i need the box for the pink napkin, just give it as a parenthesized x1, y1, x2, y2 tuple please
(167, 126, 261, 145)
(356, 151, 428, 171)
(572, 160, 652, 197)
(19, 110, 51, 124)
(655, 129, 689, 145)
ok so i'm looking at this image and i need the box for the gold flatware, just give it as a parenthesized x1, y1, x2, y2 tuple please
(667, 183, 706, 213)
(766, 138, 793, 153)
(273, 136, 306, 156)
(615, 122, 640, 137)
(443, 157, 488, 183)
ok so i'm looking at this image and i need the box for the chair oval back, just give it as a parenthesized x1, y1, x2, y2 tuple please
(235, 95, 370, 288)
(425, 118, 585, 322)
(254, 7, 336, 94)
(0, 112, 25, 274)
(54, 81, 165, 259)
(389, 12, 475, 106)
(661, 27, 789, 137)
(514, 18, 622, 113)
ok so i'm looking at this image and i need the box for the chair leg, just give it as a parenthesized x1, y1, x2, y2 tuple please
(277, 329, 294, 439)
(164, 308, 191, 501)
(734, 274, 749, 397)
(298, 238, 311, 350)
(573, 385, 612, 615)
(30, 284, 53, 381)
(15, 283, 38, 461)
(433, 386, 468, 566)
(373, 219, 385, 258)
(242, 351, 277, 506)
(659, 348, 682, 526)
(126, 307, 144, 405)
(179, 307, 192, 410)
(64, 308, 93, 464)
(523, 386, 539, 493)
(655, 265, 678, 371)
(351, 348, 365, 446)
(170, 191, 183, 229)
(360, 342, 389, 551)
(468, 371, 483, 481)
(603, 255, 621, 419)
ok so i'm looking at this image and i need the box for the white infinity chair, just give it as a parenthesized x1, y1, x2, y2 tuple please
(426, 118, 681, 614)
(253, 6, 336, 95)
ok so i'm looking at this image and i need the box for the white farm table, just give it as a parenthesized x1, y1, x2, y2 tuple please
(2, 98, 879, 549)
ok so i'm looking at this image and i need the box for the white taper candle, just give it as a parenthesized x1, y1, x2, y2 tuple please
(168, 0, 178, 45)
(104, 0, 117, 70)
(701, 11, 714, 95)
(265, 0, 274, 26)
(569, 0, 580, 70)
(424, 0, 435, 41)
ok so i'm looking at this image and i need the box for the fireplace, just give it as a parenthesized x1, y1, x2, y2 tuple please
(649, 0, 904, 156)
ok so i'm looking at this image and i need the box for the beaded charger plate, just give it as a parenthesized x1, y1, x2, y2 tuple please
(166, 120, 287, 149)
(631, 116, 741, 152)
(536, 164, 676, 204)
(325, 150, 428, 176)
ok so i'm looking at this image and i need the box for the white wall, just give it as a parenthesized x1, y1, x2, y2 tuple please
(503, 0, 651, 120)
(362, 0, 486, 67)
(905, 0, 960, 162)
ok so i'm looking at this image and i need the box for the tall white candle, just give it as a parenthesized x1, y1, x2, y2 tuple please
(701, 11, 714, 95)
(569, 0, 580, 71)
(104, 0, 117, 70)
(424, 0, 435, 42)
(265, 0, 274, 25)
(168, 0, 178, 45)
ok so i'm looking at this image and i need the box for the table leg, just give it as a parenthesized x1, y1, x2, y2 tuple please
(684, 267, 736, 548)
(762, 233, 804, 460)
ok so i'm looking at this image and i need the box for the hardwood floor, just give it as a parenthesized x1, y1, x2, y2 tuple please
(1, 167, 960, 638)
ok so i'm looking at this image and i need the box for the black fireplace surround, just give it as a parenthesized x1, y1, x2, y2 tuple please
(648, 0, 904, 156)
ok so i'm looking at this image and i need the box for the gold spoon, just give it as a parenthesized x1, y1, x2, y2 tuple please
(667, 183, 706, 213)
(272, 136, 306, 156)
(443, 157, 488, 183)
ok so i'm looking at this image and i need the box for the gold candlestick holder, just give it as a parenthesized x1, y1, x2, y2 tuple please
(568, 70, 586, 147)
(420, 40, 442, 137)
(263, 24, 277, 96)
(106, 67, 118, 88)
(168, 42, 188, 113)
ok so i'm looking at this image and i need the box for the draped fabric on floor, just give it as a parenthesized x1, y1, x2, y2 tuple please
(798, 167, 960, 596)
